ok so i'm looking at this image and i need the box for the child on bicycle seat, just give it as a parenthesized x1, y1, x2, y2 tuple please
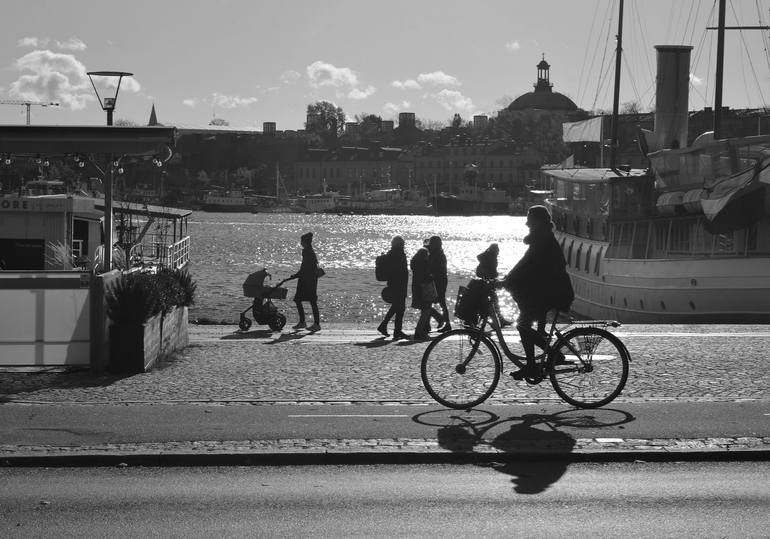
(500, 205, 574, 380)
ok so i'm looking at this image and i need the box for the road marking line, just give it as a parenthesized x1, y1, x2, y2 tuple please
(288, 414, 409, 418)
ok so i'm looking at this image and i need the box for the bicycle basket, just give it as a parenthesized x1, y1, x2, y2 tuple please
(454, 279, 488, 326)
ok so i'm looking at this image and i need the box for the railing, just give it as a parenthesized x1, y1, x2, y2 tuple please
(128, 235, 190, 271)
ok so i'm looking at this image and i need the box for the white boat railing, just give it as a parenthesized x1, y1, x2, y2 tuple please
(128, 235, 190, 270)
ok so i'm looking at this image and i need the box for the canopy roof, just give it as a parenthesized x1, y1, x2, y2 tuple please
(0, 125, 176, 155)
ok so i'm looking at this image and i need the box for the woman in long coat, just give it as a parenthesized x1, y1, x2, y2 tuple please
(410, 245, 434, 340)
(377, 236, 409, 340)
(291, 232, 321, 331)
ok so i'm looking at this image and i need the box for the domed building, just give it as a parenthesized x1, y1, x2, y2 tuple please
(507, 56, 578, 112)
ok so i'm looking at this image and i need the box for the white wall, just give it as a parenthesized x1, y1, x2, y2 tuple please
(0, 271, 90, 366)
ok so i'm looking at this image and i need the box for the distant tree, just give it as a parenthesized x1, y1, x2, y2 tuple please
(115, 118, 138, 127)
(451, 113, 463, 129)
(417, 117, 446, 131)
(621, 101, 642, 114)
(306, 101, 345, 138)
(209, 117, 229, 126)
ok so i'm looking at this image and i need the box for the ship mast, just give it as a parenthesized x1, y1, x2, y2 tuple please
(708, 0, 770, 139)
(609, 0, 624, 170)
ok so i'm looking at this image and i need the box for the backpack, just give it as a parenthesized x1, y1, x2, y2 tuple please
(375, 253, 389, 282)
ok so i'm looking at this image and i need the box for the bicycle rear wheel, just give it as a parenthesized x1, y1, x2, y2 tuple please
(421, 329, 501, 409)
(549, 327, 629, 408)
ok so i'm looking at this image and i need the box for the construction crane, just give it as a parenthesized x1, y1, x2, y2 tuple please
(0, 100, 60, 125)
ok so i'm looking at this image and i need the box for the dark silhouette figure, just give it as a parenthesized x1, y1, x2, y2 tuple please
(377, 236, 409, 340)
(427, 235, 451, 332)
(410, 245, 434, 340)
(475, 243, 511, 327)
(501, 206, 574, 379)
(291, 231, 321, 331)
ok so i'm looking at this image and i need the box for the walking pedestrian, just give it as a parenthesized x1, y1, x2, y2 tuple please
(427, 235, 451, 332)
(410, 244, 435, 340)
(476, 243, 512, 327)
(290, 231, 321, 331)
(377, 236, 409, 340)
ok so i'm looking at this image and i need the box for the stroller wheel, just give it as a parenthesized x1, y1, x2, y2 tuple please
(239, 316, 252, 332)
(268, 313, 286, 332)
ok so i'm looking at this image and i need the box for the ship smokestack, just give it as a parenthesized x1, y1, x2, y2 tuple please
(652, 45, 693, 151)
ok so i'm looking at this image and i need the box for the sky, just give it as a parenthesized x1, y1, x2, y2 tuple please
(1, 0, 769, 130)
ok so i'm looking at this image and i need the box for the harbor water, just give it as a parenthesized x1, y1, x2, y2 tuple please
(188, 212, 530, 326)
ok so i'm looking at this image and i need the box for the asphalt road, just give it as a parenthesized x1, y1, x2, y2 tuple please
(1, 462, 768, 538)
(1, 401, 768, 446)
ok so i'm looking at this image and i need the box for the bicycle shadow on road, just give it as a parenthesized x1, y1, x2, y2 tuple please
(414, 407, 635, 495)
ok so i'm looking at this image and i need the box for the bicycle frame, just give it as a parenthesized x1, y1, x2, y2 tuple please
(467, 283, 624, 374)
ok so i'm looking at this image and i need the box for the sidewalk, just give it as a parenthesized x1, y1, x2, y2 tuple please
(1, 323, 769, 465)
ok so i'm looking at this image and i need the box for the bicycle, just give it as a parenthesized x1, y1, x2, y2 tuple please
(421, 279, 631, 409)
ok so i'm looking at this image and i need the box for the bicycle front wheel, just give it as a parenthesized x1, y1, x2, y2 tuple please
(549, 327, 629, 408)
(421, 329, 501, 409)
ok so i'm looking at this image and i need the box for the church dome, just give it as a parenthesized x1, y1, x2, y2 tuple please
(508, 55, 578, 112)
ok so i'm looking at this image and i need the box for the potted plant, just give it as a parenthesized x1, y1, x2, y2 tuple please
(155, 268, 197, 356)
(106, 272, 162, 373)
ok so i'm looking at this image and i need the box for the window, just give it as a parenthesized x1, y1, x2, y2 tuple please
(575, 244, 582, 269)
(594, 246, 604, 275)
(584, 245, 592, 272)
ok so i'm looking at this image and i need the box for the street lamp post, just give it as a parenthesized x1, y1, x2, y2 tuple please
(86, 70, 133, 272)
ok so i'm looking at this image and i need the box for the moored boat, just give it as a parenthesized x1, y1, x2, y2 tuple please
(544, 5, 770, 323)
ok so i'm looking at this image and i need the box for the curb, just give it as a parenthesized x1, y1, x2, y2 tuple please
(3, 437, 769, 467)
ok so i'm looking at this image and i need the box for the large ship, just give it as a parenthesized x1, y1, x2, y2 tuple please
(433, 181, 510, 216)
(543, 5, 770, 323)
(200, 188, 259, 212)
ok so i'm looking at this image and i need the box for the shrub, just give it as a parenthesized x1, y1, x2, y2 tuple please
(155, 268, 197, 313)
(106, 273, 162, 325)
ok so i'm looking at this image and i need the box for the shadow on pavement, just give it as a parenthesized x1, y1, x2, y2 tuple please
(353, 337, 393, 349)
(415, 408, 635, 494)
(221, 329, 276, 340)
(0, 371, 126, 401)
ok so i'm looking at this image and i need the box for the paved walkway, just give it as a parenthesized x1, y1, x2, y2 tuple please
(1, 323, 769, 463)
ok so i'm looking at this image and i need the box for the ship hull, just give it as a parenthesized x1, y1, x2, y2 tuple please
(557, 230, 770, 323)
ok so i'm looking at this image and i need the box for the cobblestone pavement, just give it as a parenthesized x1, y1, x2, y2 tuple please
(1, 324, 769, 405)
(3, 436, 770, 461)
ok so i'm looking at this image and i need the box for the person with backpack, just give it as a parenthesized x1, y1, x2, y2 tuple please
(501, 205, 574, 380)
(376, 236, 409, 340)
(476, 242, 512, 327)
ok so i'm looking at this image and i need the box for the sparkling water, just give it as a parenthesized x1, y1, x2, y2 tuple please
(188, 212, 529, 325)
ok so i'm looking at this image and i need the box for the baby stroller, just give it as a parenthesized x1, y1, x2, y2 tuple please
(238, 268, 290, 332)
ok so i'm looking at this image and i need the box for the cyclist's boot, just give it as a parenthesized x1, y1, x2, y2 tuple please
(511, 362, 538, 381)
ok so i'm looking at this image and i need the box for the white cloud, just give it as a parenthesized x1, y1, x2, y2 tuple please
(307, 60, 359, 88)
(690, 73, 704, 86)
(280, 69, 301, 84)
(183, 98, 198, 107)
(347, 86, 375, 100)
(10, 50, 94, 110)
(306, 60, 376, 100)
(383, 101, 411, 117)
(431, 89, 475, 113)
(417, 71, 461, 87)
(55, 37, 87, 51)
(212, 92, 258, 108)
(17, 36, 49, 48)
(505, 40, 521, 52)
(263, 86, 281, 94)
(392, 79, 421, 90)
